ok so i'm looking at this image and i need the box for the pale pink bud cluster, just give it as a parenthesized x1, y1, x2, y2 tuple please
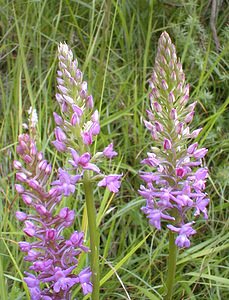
(140, 32, 209, 248)
(53, 42, 98, 151)
(52, 42, 122, 193)
(15, 134, 92, 299)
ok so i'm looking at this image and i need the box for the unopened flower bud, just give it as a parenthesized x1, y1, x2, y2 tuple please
(152, 88, 159, 98)
(176, 122, 184, 134)
(58, 85, 68, 95)
(75, 69, 83, 81)
(170, 108, 177, 120)
(72, 104, 83, 117)
(81, 131, 92, 145)
(30, 142, 37, 156)
(52, 140, 67, 152)
(19, 140, 28, 151)
(171, 71, 176, 81)
(159, 67, 166, 78)
(86, 95, 94, 108)
(193, 148, 208, 159)
(187, 142, 198, 154)
(165, 47, 171, 59)
(151, 70, 158, 83)
(63, 95, 74, 104)
(160, 55, 167, 65)
(63, 69, 71, 79)
(35, 205, 48, 216)
(180, 95, 189, 105)
(146, 110, 155, 121)
(161, 79, 168, 90)
(144, 120, 154, 131)
(177, 82, 183, 93)
(19, 241, 31, 252)
(16, 211, 28, 221)
(184, 84, 189, 96)
(37, 152, 43, 161)
(183, 126, 190, 136)
(185, 111, 194, 123)
(163, 138, 172, 150)
(13, 160, 22, 170)
(15, 184, 25, 193)
(16, 172, 27, 182)
(176, 167, 186, 178)
(168, 91, 175, 103)
(81, 81, 87, 91)
(149, 81, 155, 90)
(72, 59, 78, 71)
(28, 179, 40, 191)
(56, 93, 63, 103)
(177, 62, 183, 72)
(49, 187, 61, 198)
(22, 194, 33, 205)
(190, 128, 202, 138)
(54, 127, 67, 142)
(56, 77, 64, 85)
(24, 221, 36, 237)
(25, 249, 39, 261)
(155, 121, 163, 132)
(151, 128, 158, 140)
(187, 101, 197, 112)
(80, 89, 87, 99)
(45, 229, 56, 241)
(38, 160, 48, 171)
(153, 102, 162, 112)
(91, 110, 99, 122)
(53, 112, 63, 126)
(16, 145, 24, 155)
(24, 155, 33, 164)
(45, 164, 52, 175)
(91, 122, 100, 136)
(71, 112, 80, 126)
(59, 61, 67, 70)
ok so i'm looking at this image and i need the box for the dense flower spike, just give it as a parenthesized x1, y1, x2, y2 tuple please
(53, 42, 122, 193)
(140, 32, 209, 248)
(15, 134, 92, 299)
(52, 42, 122, 299)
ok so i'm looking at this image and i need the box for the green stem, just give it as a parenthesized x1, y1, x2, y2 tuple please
(164, 232, 177, 300)
(83, 172, 100, 300)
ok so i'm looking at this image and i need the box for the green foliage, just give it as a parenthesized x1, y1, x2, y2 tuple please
(0, 0, 228, 298)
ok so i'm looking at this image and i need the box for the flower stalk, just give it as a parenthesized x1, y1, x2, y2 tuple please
(83, 172, 100, 300)
(164, 232, 177, 300)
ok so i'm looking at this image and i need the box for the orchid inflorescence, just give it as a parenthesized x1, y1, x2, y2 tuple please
(14, 133, 92, 300)
(14, 32, 209, 300)
(52, 42, 122, 194)
(139, 32, 209, 248)
(15, 42, 122, 299)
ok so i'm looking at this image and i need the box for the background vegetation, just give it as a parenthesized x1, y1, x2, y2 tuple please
(0, 0, 228, 299)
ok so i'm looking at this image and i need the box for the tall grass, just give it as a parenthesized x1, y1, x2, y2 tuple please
(0, 0, 228, 299)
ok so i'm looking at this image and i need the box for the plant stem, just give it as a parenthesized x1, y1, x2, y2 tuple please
(83, 171, 100, 300)
(164, 231, 177, 300)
